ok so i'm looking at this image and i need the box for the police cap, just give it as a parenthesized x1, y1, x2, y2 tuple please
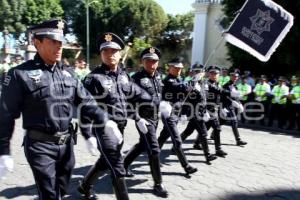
(98, 32, 125, 51)
(168, 57, 184, 68)
(229, 68, 240, 77)
(29, 19, 67, 42)
(278, 76, 286, 82)
(260, 75, 267, 80)
(191, 63, 204, 72)
(207, 65, 221, 73)
(140, 47, 161, 61)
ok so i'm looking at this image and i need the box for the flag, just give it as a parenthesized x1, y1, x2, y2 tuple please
(224, 0, 294, 62)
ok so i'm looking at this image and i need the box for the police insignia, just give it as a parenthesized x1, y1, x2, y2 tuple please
(57, 20, 65, 30)
(3, 75, 11, 86)
(224, 0, 294, 62)
(103, 79, 113, 91)
(104, 34, 113, 42)
(140, 78, 150, 87)
(27, 70, 43, 83)
(85, 77, 92, 85)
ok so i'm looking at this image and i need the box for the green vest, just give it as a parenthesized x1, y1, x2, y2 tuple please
(218, 75, 230, 86)
(254, 84, 268, 101)
(271, 85, 288, 104)
(292, 85, 300, 104)
(237, 83, 250, 101)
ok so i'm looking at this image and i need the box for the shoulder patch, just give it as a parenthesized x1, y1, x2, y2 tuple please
(84, 77, 93, 85)
(62, 70, 72, 77)
(3, 75, 11, 86)
(26, 69, 43, 83)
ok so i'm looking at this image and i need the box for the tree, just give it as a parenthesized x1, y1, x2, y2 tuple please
(222, 0, 300, 76)
(0, 0, 63, 38)
(62, 0, 168, 58)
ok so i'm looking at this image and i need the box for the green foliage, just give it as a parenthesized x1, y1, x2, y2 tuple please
(0, 0, 63, 37)
(222, 0, 300, 75)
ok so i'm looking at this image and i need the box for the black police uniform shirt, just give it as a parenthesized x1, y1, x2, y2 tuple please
(83, 64, 152, 123)
(0, 54, 107, 155)
(206, 79, 230, 113)
(162, 74, 189, 104)
(131, 69, 163, 119)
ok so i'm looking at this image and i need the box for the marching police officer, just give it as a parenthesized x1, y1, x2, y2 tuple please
(179, 63, 218, 164)
(0, 19, 109, 200)
(158, 58, 197, 175)
(78, 32, 152, 200)
(221, 70, 247, 146)
(123, 47, 168, 197)
(194, 66, 236, 157)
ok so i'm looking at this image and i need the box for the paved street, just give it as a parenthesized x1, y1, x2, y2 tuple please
(0, 118, 300, 200)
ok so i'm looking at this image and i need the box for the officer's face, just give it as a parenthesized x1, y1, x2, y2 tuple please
(169, 66, 182, 77)
(230, 74, 239, 82)
(101, 48, 121, 69)
(143, 59, 159, 75)
(209, 71, 219, 82)
(34, 38, 63, 65)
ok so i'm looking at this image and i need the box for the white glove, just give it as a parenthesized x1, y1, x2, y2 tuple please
(192, 73, 204, 82)
(104, 120, 123, 145)
(296, 98, 300, 104)
(194, 82, 201, 92)
(85, 137, 98, 156)
(255, 96, 262, 102)
(220, 108, 229, 118)
(136, 118, 150, 134)
(179, 115, 188, 124)
(230, 89, 241, 99)
(231, 100, 240, 108)
(203, 112, 210, 122)
(159, 101, 172, 118)
(0, 155, 14, 180)
(237, 103, 244, 113)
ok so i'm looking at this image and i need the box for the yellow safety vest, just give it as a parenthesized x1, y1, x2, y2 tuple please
(292, 85, 300, 104)
(272, 85, 288, 104)
(237, 83, 250, 101)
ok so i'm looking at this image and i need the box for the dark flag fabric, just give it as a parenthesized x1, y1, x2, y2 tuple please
(224, 0, 294, 62)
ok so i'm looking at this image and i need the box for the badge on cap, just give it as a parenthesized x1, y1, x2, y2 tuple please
(149, 47, 155, 54)
(57, 21, 65, 30)
(105, 34, 113, 42)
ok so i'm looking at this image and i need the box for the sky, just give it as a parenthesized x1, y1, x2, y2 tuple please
(154, 0, 195, 15)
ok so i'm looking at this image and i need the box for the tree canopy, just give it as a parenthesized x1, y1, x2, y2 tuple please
(222, 0, 300, 76)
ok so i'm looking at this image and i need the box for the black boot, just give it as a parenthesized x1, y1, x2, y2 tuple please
(193, 143, 203, 150)
(149, 155, 168, 198)
(174, 146, 197, 175)
(232, 123, 247, 146)
(112, 177, 129, 200)
(214, 131, 227, 157)
(77, 164, 102, 200)
(200, 136, 217, 165)
(124, 144, 142, 178)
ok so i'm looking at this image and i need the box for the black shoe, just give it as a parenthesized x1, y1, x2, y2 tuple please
(236, 140, 247, 146)
(153, 184, 168, 198)
(205, 154, 217, 165)
(193, 143, 203, 150)
(125, 168, 134, 177)
(184, 164, 197, 175)
(215, 150, 227, 157)
(171, 147, 176, 154)
(77, 181, 98, 200)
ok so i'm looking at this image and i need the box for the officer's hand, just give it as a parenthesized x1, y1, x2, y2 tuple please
(194, 82, 201, 92)
(104, 120, 123, 144)
(275, 96, 281, 103)
(220, 108, 229, 119)
(203, 112, 210, 122)
(230, 89, 241, 99)
(0, 155, 14, 180)
(136, 118, 150, 134)
(232, 100, 240, 108)
(296, 99, 300, 104)
(237, 103, 244, 113)
(159, 101, 172, 118)
(85, 137, 98, 156)
(179, 115, 188, 124)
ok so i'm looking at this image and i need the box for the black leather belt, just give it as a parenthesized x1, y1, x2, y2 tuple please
(26, 129, 71, 145)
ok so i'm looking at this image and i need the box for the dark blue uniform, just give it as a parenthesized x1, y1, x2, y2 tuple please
(0, 54, 107, 199)
(195, 79, 230, 157)
(222, 80, 247, 145)
(158, 74, 197, 174)
(79, 64, 152, 199)
(123, 69, 166, 190)
(180, 79, 217, 164)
